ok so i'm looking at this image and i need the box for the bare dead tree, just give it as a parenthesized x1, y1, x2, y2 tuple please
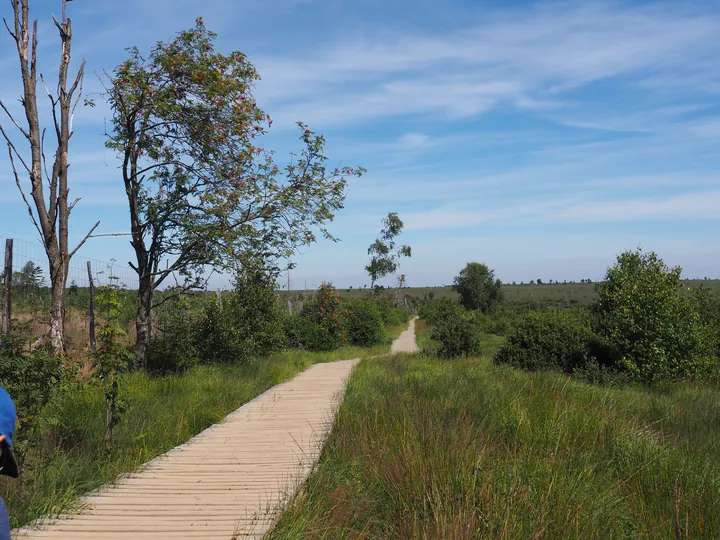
(0, 0, 99, 355)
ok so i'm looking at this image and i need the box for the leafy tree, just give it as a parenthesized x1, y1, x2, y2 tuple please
(366, 212, 411, 290)
(103, 19, 363, 368)
(452, 262, 502, 313)
(537, 278, 543, 285)
(0, 0, 98, 355)
(592, 249, 714, 382)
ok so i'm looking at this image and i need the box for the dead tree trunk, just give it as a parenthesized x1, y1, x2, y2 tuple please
(0, 0, 98, 356)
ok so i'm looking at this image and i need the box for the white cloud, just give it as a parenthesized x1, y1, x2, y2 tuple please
(252, 2, 720, 128)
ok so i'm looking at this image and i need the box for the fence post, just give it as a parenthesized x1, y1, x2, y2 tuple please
(2, 239, 12, 338)
(216, 289, 222, 307)
(87, 261, 96, 352)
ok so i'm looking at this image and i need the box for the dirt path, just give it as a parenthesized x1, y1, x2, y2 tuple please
(13, 320, 419, 539)
(390, 316, 419, 354)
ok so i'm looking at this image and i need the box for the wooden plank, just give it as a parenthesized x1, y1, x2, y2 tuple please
(13, 359, 359, 539)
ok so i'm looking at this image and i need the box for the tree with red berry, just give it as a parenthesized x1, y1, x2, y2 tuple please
(103, 18, 364, 369)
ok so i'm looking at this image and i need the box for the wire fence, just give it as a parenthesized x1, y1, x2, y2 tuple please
(1, 238, 142, 350)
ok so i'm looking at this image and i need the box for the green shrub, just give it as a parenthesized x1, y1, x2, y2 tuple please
(373, 296, 409, 326)
(592, 249, 715, 382)
(473, 306, 519, 336)
(345, 301, 385, 347)
(494, 307, 593, 372)
(0, 335, 65, 475)
(299, 283, 347, 350)
(147, 297, 200, 374)
(428, 302, 483, 358)
(193, 269, 286, 364)
(419, 296, 463, 327)
(283, 314, 339, 352)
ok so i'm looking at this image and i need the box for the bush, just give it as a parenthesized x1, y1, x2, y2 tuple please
(473, 306, 520, 336)
(373, 296, 409, 326)
(193, 268, 286, 365)
(427, 301, 483, 358)
(592, 249, 715, 382)
(494, 308, 593, 372)
(0, 335, 65, 474)
(147, 297, 200, 374)
(284, 314, 340, 352)
(299, 283, 348, 350)
(345, 301, 385, 347)
(419, 296, 463, 327)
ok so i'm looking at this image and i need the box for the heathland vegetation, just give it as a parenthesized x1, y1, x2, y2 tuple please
(1, 1, 719, 538)
(271, 248, 720, 538)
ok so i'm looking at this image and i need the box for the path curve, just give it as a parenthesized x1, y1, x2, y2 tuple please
(390, 316, 419, 354)
(13, 318, 419, 539)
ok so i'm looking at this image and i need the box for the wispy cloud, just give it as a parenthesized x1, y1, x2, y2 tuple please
(253, 2, 720, 128)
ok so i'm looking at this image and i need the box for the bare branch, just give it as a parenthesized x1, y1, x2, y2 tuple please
(0, 122, 31, 172)
(40, 74, 61, 139)
(151, 283, 196, 310)
(67, 197, 80, 212)
(69, 60, 85, 135)
(0, 98, 30, 138)
(89, 232, 132, 238)
(7, 144, 42, 238)
(3, 17, 17, 41)
(68, 220, 101, 260)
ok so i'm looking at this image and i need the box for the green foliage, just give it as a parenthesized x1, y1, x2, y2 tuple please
(146, 296, 200, 374)
(494, 307, 593, 372)
(284, 314, 340, 352)
(299, 283, 348, 350)
(420, 299, 483, 358)
(452, 262, 503, 313)
(0, 335, 63, 476)
(92, 280, 134, 452)
(432, 313, 483, 358)
(366, 212, 411, 288)
(105, 18, 364, 328)
(193, 268, 286, 364)
(472, 306, 519, 336)
(344, 301, 385, 347)
(593, 249, 715, 382)
(373, 295, 410, 327)
(418, 296, 462, 326)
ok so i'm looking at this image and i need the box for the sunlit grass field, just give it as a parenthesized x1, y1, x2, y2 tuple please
(272, 350, 720, 538)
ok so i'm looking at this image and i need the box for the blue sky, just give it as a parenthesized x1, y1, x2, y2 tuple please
(1, 0, 720, 289)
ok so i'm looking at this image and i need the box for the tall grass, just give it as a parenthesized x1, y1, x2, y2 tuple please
(0, 345, 383, 529)
(271, 354, 720, 538)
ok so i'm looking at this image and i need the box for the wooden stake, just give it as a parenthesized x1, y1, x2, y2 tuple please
(87, 260, 96, 352)
(2, 239, 13, 337)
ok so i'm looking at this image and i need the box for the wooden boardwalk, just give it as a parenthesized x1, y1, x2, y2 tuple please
(13, 359, 359, 540)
